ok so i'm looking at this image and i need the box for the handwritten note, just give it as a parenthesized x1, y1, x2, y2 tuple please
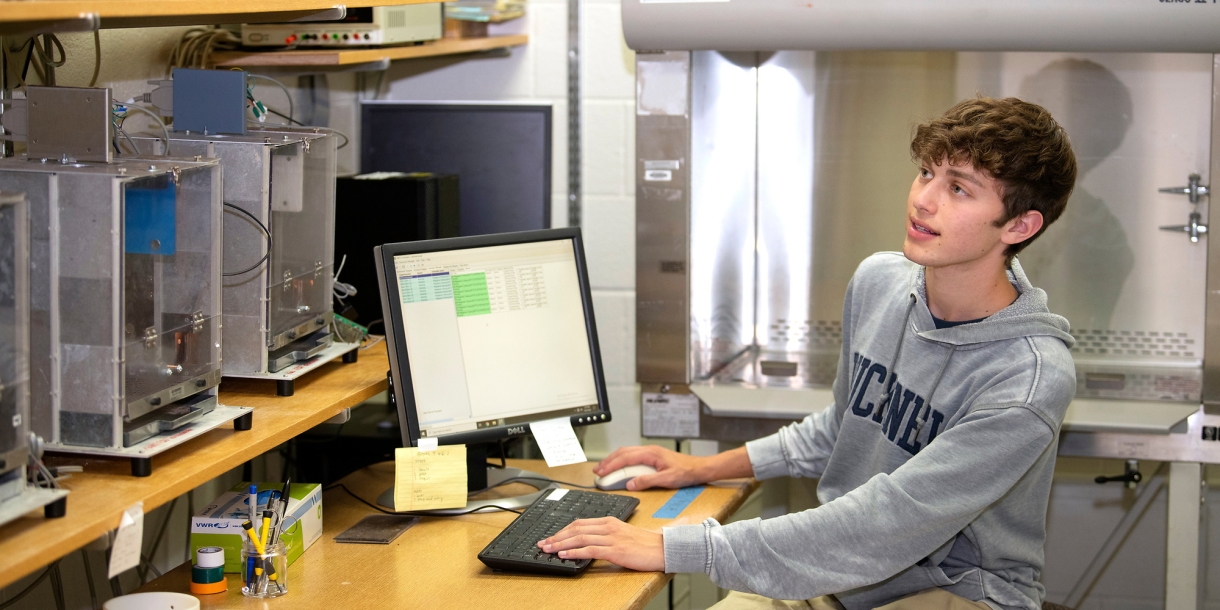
(394, 445, 467, 511)
(530, 417, 588, 467)
(108, 502, 144, 578)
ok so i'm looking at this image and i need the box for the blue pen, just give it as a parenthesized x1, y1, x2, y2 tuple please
(248, 485, 259, 537)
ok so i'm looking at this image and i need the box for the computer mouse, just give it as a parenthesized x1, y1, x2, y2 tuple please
(594, 464, 658, 491)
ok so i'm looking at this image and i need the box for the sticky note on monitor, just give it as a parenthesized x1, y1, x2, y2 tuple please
(394, 445, 467, 511)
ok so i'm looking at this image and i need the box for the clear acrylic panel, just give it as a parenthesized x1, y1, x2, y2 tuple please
(123, 167, 223, 409)
(267, 134, 337, 340)
(0, 194, 28, 465)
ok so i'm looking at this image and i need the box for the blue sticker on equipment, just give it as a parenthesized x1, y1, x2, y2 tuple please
(125, 183, 177, 255)
(652, 487, 704, 519)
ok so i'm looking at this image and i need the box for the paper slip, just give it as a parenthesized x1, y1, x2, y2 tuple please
(530, 417, 588, 467)
(642, 393, 700, 438)
(108, 502, 144, 578)
(394, 445, 467, 511)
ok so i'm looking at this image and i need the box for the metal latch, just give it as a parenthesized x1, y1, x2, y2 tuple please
(189, 311, 205, 334)
(1159, 173, 1209, 243)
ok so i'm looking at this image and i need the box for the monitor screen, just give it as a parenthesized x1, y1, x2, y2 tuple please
(376, 228, 610, 447)
(360, 101, 552, 237)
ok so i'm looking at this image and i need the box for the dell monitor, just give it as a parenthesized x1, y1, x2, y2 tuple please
(373, 228, 610, 512)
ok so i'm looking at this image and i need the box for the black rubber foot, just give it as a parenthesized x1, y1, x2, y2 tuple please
(342, 349, 358, 364)
(44, 497, 66, 519)
(234, 411, 253, 431)
(131, 457, 152, 477)
(277, 379, 294, 397)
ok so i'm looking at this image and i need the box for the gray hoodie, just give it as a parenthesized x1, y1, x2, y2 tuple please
(663, 252, 1076, 610)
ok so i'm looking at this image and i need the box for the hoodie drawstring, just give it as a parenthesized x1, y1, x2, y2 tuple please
(914, 344, 956, 437)
(877, 295, 917, 419)
(878, 293, 958, 442)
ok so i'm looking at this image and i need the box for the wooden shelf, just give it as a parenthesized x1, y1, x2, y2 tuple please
(0, 343, 389, 590)
(0, 0, 436, 28)
(211, 34, 528, 67)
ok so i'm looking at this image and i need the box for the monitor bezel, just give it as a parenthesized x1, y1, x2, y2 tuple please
(375, 227, 611, 448)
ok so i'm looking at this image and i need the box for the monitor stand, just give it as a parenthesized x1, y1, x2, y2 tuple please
(374, 442, 559, 515)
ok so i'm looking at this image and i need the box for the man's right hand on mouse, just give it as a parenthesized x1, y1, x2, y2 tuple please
(593, 445, 754, 491)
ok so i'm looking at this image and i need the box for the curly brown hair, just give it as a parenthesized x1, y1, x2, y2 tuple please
(910, 97, 1077, 259)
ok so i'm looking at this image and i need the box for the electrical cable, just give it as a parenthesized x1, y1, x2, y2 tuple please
(478, 476, 599, 491)
(360, 335, 385, 351)
(138, 498, 177, 583)
(88, 30, 101, 88)
(168, 27, 240, 69)
(116, 128, 140, 157)
(80, 550, 98, 610)
(221, 202, 273, 276)
(138, 554, 163, 582)
(248, 74, 294, 124)
(261, 107, 351, 149)
(323, 483, 524, 515)
(115, 101, 170, 155)
(0, 561, 55, 609)
(49, 562, 65, 610)
(333, 253, 357, 300)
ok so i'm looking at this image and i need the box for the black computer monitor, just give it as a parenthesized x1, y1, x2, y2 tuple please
(373, 228, 610, 512)
(360, 101, 552, 237)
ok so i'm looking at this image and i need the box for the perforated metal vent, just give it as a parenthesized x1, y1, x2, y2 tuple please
(769, 319, 841, 348)
(388, 8, 407, 28)
(1069, 329, 1198, 359)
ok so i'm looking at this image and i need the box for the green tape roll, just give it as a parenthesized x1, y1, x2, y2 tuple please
(191, 564, 225, 584)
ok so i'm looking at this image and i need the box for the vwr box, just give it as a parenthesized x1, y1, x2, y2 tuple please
(190, 482, 322, 573)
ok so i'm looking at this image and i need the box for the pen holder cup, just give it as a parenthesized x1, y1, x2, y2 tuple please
(241, 540, 288, 598)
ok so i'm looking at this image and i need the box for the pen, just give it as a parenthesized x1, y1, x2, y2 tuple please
(248, 485, 259, 537)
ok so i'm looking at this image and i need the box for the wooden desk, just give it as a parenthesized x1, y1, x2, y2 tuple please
(0, 343, 389, 590)
(140, 460, 759, 609)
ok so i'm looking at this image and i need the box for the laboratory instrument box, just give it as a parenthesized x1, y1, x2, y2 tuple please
(0, 157, 251, 476)
(134, 127, 355, 396)
(0, 191, 67, 523)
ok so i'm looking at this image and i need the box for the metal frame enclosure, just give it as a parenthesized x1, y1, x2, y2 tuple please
(133, 127, 348, 378)
(0, 157, 225, 451)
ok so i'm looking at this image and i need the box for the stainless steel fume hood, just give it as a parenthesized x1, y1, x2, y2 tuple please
(628, 5, 1220, 608)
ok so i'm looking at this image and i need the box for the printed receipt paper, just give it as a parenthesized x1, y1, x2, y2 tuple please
(394, 445, 467, 511)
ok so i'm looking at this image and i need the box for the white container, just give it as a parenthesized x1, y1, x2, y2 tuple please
(103, 592, 200, 610)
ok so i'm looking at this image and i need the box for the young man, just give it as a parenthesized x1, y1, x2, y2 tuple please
(538, 97, 1079, 610)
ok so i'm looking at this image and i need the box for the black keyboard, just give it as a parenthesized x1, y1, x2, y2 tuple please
(477, 489, 639, 575)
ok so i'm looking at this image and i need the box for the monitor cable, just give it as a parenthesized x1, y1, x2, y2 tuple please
(477, 476, 598, 492)
(324, 483, 524, 515)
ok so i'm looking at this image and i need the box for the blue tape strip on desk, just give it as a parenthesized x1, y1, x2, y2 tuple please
(652, 487, 704, 519)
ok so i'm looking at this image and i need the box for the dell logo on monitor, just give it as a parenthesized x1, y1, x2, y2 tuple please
(507, 426, 526, 436)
